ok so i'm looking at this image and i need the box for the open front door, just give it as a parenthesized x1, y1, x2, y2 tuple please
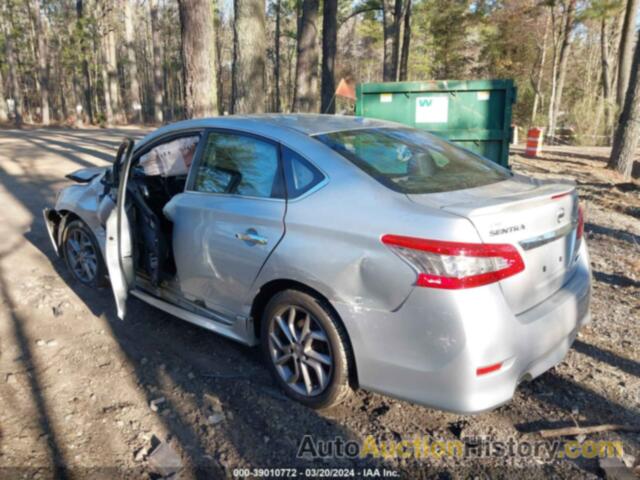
(105, 139, 135, 319)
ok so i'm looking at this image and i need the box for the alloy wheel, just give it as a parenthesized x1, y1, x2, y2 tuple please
(65, 228, 98, 283)
(267, 305, 333, 397)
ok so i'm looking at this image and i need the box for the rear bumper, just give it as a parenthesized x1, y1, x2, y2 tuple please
(335, 245, 591, 414)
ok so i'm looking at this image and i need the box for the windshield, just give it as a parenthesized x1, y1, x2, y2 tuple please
(315, 128, 511, 194)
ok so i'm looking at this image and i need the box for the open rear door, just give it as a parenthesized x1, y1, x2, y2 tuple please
(105, 139, 135, 319)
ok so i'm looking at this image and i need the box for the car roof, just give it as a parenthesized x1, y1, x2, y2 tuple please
(236, 114, 398, 135)
(136, 114, 400, 148)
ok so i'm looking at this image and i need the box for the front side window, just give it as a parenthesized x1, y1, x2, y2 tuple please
(193, 132, 281, 198)
(315, 128, 510, 194)
(139, 136, 199, 177)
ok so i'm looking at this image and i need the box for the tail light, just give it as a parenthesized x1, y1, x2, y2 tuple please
(381, 234, 525, 289)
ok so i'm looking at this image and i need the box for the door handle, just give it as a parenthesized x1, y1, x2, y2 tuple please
(235, 230, 268, 245)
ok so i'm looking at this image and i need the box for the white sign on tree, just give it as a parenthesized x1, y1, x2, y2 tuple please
(415, 96, 448, 124)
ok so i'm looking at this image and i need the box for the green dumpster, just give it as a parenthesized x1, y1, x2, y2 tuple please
(355, 79, 516, 167)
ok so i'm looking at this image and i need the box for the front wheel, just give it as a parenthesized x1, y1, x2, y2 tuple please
(61, 219, 107, 288)
(261, 289, 353, 409)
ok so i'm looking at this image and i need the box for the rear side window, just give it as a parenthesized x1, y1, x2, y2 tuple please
(192, 132, 282, 198)
(314, 128, 510, 194)
(282, 147, 324, 198)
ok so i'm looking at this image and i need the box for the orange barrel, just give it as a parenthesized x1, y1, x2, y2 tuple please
(525, 128, 544, 157)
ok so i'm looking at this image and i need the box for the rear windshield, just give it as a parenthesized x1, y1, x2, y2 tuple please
(315, 128, 511, 194)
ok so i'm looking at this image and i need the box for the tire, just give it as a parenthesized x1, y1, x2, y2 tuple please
(61, 218, 107, 288)
(261, 289, 353, 409)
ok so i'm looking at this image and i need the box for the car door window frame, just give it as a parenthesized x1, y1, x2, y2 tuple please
(185, 128, 286, 202)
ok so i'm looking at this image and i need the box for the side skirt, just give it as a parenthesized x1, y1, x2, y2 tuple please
(130, 289, 258, 346)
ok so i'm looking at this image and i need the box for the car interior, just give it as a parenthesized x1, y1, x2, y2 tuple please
(125, 134, 200, 286)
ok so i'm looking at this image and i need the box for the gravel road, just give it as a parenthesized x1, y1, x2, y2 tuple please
(0, 128, 637, 479)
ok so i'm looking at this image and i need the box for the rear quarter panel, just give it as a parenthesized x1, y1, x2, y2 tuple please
(251, 140, 482, 327)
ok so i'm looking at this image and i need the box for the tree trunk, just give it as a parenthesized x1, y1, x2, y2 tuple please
(398, 0, 411, 81)
(609, 31, 640, 179)
(91, 48, 101, 122)
(616, 0, 640, 108)
(124, 0, 141, 123)
(214, 9, 224, 114)
(292, 0, 319, 112)
(232, 0, 266, 114)
(150, 0, 164, 123)
(531, 12, 549, 125)
(601, 17, 613, 142)
(273, 0, 282, 112)
(76, 0, 94, 124)
(178, 0, 218, 118)
(100, 38, 114, 126)
(105, 24, 122, 123)
(320, 0, 337, 113)
(382, 0, 402, 81)
(0, 4, 22, 124)
(548, 0, 576, 141)
(30, 0, 50, 125)
(0, 68, 7, 123)
(547, 5, 560, 140)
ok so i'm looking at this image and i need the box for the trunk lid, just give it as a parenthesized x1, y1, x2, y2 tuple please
(408, 176, 581, 314)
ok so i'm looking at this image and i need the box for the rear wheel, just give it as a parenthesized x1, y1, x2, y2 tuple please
(261, 289, 353, 409)
(62, 219, 107, 287)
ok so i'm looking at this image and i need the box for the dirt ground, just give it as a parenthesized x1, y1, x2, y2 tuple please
(0, 128, 638, 479)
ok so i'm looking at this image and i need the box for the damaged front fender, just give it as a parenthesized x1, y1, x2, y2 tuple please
(42, 208, 62, 256)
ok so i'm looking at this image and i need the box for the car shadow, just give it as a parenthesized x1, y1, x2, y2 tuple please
(511, 369, 639, 476)
(515, 369, 639, 433)
(593, 270, 640, 288)
(572, 340, 640, 378)
(585, 222, 640, 246)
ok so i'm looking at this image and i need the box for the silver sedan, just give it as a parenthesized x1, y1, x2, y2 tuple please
(43, 114, 591, 412)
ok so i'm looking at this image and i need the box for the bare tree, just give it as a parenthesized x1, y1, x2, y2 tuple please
(150, 0, 164, 123)
(76, 0, 94, 124)
(104, 12, 122, 123)
(321, 0, 337, 113)
(548, 0, 577, 141)
(398, 0, 412, 81)
(531, 12, 549, 125)
(99, 28, 113, 125)
(6, 40, 22, 127)
(293, 0, 320, 112)
(616, 0, 640, 108)
(0, 69, 8, 122)
(178, 0, 218, 118)
(601, 17, 613, 140)
(28, 0, 50, 125)
(273, 0, 282, 112)
(214, 7, 225, 114)
(382, 0, 402, 81)
(123, 0, 141, 122)
(609, 31, 640, 179)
